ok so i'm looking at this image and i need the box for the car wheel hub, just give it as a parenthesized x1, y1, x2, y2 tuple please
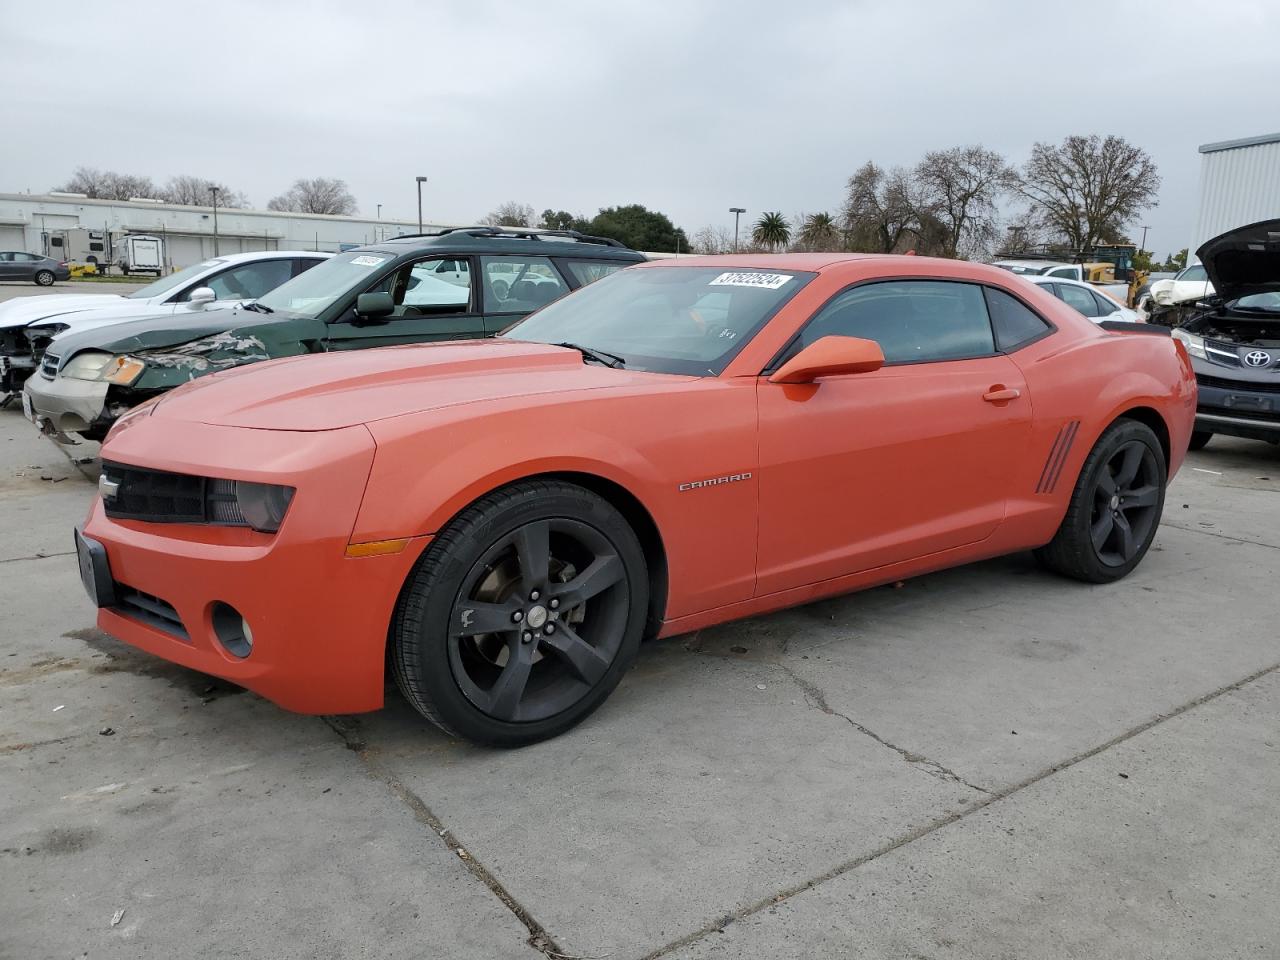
(526, 604, 549, 629)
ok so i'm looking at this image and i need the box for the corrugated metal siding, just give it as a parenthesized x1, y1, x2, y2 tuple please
(1192, 140, 1280, 257)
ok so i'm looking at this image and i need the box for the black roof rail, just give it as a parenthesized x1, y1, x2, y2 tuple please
(390, 225, 630, 249)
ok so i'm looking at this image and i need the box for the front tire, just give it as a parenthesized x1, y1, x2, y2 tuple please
(1188, 431, 1213, 451)
(34, 270, 55, 286)
(1034, 419, 1167, 583)
(391, 480, 648, 746)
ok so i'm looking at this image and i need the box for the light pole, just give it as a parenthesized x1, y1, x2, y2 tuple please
(729, 207, 745, 253)
(415, 176, 428, 233)
(376, 203, 383, 241)
(1139, 225, 1150, 254)
(210, 186, 221, 256)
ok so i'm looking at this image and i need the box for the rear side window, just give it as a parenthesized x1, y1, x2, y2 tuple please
(1046, 266, 1078, 279)
(562, 260, 630, 286)
(797, 280, 994, 364)
(1055, 282, 1102, 318)
(985, 287, 1051, 351)
(1091, 290, 1119, 316)
(481, 256, 568, 313)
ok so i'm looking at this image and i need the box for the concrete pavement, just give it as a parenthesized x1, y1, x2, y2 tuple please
(1, 404, 1277, 959)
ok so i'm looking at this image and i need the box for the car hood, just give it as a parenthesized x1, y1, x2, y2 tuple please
(30, 300, 246, 339)
(0, 293, 127, 330)
(47, 305, 309, 361)
(150, 339, 687, 431)
(1196, 218, 1280, 302)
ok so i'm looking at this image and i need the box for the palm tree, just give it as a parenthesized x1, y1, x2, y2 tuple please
(752, 211, 791, 251)
(798, 212, 840, 251)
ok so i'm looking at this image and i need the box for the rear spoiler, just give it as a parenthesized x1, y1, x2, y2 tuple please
(1098, 320, 1170, 336)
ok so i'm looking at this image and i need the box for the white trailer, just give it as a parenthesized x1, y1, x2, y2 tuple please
(113, 234, 165, 276)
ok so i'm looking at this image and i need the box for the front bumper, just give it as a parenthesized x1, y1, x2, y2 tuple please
(1194, 375, 1280, 442)
(23, 373, 109, 434)
(80, 418, 431, 714)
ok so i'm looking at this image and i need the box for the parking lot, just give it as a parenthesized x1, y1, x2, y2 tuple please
(2, 292, 1278, 959)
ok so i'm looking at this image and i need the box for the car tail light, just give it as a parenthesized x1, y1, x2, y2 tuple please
(58, 261, 68, 267)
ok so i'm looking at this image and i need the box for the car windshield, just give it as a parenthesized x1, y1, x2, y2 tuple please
(1235, 292, 1280, 312)
(1178, 264, 1208, 282)
(502, 266, 814, 376)
(998, 263, 1050, 275)
(124, 259, 225, 299)
(255, 250, 393, 317)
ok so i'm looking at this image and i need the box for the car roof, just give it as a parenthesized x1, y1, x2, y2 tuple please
(208, 250, 334, 264)
(1030, 275, 1093, 289)
(359, 227, 645, 261)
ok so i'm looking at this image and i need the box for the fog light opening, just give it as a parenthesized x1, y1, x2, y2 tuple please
(212, 602, 253, 659)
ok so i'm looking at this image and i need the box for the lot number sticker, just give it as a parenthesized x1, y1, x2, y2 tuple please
(350, 255, 386, 267)
(709, 272, 792, 290)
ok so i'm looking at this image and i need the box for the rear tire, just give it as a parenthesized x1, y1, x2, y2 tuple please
(391, 480, 648, 746)
(1034, 419, 1167, 584)
(34, 270, 55, 286)
(1187, 431, 1213, 451)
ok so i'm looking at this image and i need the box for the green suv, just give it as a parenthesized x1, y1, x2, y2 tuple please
(25, 228, 644, 440)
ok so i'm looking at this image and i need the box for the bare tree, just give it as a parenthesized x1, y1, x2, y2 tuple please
(915, 146, 1017, 259)
(162, 175, 247, 208)
(267, 177, 358, 216)
(690, 225, 735, 254)
(54, 166, 158, 200)
(1020, 134, 1160, 252)
(841, 162, 929, 253)
(483, 202, 536, 228)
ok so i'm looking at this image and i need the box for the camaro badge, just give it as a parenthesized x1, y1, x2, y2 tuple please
(678, 472, 752, 492)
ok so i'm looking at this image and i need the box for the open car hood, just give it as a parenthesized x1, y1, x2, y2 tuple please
(1196, 218, 1280, 303)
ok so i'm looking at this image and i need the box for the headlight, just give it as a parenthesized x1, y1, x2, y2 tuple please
(207, 479, 295, 533)
(60, 351, 146, 385)
(1171, 328, 1206, 359)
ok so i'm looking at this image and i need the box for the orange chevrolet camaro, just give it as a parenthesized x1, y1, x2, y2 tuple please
(76, 254, 1196, 745)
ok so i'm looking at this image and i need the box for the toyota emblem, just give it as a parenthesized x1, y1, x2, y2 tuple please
(1244, 350, 1272, 367)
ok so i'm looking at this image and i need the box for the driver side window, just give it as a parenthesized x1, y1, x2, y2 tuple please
(796, 280, 995, 364)
(196, 259, 294, 301)
(367, 258, 473, 318)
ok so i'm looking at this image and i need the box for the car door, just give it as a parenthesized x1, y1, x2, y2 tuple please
(755, 279, 1035, 595)
(478, 255, 571, 334)
(325, 255, 485, 350)
(0, 253, 16, 280)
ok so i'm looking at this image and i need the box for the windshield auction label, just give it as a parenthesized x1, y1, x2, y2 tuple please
(350, 255, 386, 267)
(709, 272, 792, 290)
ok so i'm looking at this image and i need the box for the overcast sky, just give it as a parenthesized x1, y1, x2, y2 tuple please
(2, 0, 1276, 257)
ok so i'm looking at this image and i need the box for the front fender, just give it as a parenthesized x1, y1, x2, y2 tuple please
(351, 382, 761, 619)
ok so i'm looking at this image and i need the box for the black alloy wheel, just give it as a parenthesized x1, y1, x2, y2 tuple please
(1088, 440, 1161, 568)
(392, 480, 648, 746)
(1035, 419, 1167, 583)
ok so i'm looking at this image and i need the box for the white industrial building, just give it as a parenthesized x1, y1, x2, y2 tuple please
(1191, 132, 1280, 255)
(0, 192, 456, 270)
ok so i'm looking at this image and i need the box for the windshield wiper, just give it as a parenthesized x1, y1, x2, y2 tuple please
(553, 342, 626, 368)
(241, 301, 273, 313)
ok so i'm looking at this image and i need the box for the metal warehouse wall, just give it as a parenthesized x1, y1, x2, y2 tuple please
(1192, 134, 1280, 258)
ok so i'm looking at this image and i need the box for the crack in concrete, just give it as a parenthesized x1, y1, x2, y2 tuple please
(641, 659, 1280, 960)
(1161, 521, 1279, 551)
(321, 715, 564, 958)
(779, 664, 994, 796)
(0, 550, 76, 565)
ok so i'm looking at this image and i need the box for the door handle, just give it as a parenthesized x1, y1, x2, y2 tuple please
(983, 387, 1021, 403)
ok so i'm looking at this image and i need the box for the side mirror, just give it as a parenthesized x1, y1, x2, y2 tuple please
(355, 291, 395, 322)
(768, 336, 884, 384)
(187, 286, 216, 307)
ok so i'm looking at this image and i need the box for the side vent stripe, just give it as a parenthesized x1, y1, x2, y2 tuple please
(1037, 420, 1081, 494)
